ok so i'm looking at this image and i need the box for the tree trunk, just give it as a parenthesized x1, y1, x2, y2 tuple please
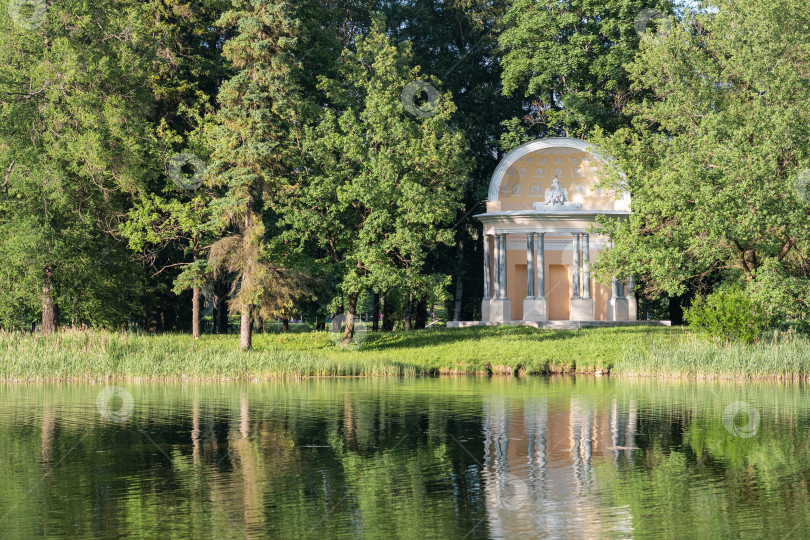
(341, 292, 359, 346)
(372, 292, 380, 332)
(41, 265, 59, 334)
(382, 294, 395, 331)
(240, 306, 253, 350)
(414, 295, 428, 329)
(404, 294, 412, 331)
(239, 199, 255, 349)
(453, 241, 464, 321)
(282, 318, 289, 332)
(192, 286, 201, 339)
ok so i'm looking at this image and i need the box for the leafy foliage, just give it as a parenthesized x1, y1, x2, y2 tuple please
(592, 0, 810, 308)
(685, 286, 768, 343)
(499, 0, 672, 139)
(279, 19, 470, 339)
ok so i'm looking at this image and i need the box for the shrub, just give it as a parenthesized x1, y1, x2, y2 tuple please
(747, 258, 810, 333)
(685, 286, 769, 343)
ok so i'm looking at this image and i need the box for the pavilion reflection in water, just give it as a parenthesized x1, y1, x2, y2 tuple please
(482, 395, 639, 537)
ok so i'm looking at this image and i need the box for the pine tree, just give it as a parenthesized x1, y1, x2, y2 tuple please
(206, 0, 308, 349)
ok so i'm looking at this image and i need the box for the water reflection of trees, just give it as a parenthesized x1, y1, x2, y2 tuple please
(2, 380, 810, 537)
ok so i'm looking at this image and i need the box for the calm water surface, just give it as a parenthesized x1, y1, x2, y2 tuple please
(0, 377, 808, 538)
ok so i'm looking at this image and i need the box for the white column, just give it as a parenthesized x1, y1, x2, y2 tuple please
(536, 233, 545, 298)
(493, 235, 501, 299)
(571, 233, 581, 299)
(526, 234, 535, 298)
(570, 232, 593, 321)
(490, 233, 511, 322)
(499, 234, 507, 298)
(582, 233, 591, 299)
(627, 276, 638, 321)
(483, 234, 491, 300)
(524, 232, 547, 322)
(608, 275, 629, 321)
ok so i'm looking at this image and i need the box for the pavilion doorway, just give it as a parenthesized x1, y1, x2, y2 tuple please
(508, 264, 527, 321)
(547, 264, 570, 320)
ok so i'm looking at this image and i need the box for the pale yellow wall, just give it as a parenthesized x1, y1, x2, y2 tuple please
(594, 281, 610, 322)
(493, 148, 628, 212)
(510, 264, 527, 321)
(547, 265, 570, 320)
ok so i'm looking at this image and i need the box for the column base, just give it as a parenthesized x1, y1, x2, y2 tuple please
(570, 297, 595, 321)
(523, 297, 548, 322)
(628, 298, 638, 321)
(489, 298, 512, 322)
(607, 298, 630, 321)
(481, 299, 491, 322)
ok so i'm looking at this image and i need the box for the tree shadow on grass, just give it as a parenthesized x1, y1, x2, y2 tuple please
(359, 324, 582, 352)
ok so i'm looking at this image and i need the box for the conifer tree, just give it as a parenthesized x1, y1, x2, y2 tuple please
(206, 0, 307, 349)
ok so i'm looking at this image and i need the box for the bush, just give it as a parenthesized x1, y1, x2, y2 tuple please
(685, 286, 769, 343)
(747, 258, 810, 333)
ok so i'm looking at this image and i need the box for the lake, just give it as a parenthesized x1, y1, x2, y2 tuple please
(0, 377, 807, 538)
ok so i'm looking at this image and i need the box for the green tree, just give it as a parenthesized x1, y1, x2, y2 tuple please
(121, 0, 230, 336)
(280, 20, 470, 344)
(206, 0, 309, 349)
(384, 0, 524, 322)
(0, 0, 160, 331)
(499, 0, 674, 140)
(592, 0, 810, 325)
(122, 192, 214, 338)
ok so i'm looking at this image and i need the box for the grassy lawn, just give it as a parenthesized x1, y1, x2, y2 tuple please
(1, 325, 809, 381)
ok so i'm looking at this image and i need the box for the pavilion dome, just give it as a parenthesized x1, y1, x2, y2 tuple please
(486, 137, 629, 213)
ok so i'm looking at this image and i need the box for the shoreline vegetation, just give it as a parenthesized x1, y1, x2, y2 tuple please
(2, 326, 810, 382)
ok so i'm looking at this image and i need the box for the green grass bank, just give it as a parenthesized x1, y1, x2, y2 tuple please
(1, 325, 809, 381)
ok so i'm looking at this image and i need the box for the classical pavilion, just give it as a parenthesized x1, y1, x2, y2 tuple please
(451, 137, 641, 327)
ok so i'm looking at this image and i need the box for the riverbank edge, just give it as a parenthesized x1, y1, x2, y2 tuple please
(7, 371, 810, 383)
(2, 326, 809, 382)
